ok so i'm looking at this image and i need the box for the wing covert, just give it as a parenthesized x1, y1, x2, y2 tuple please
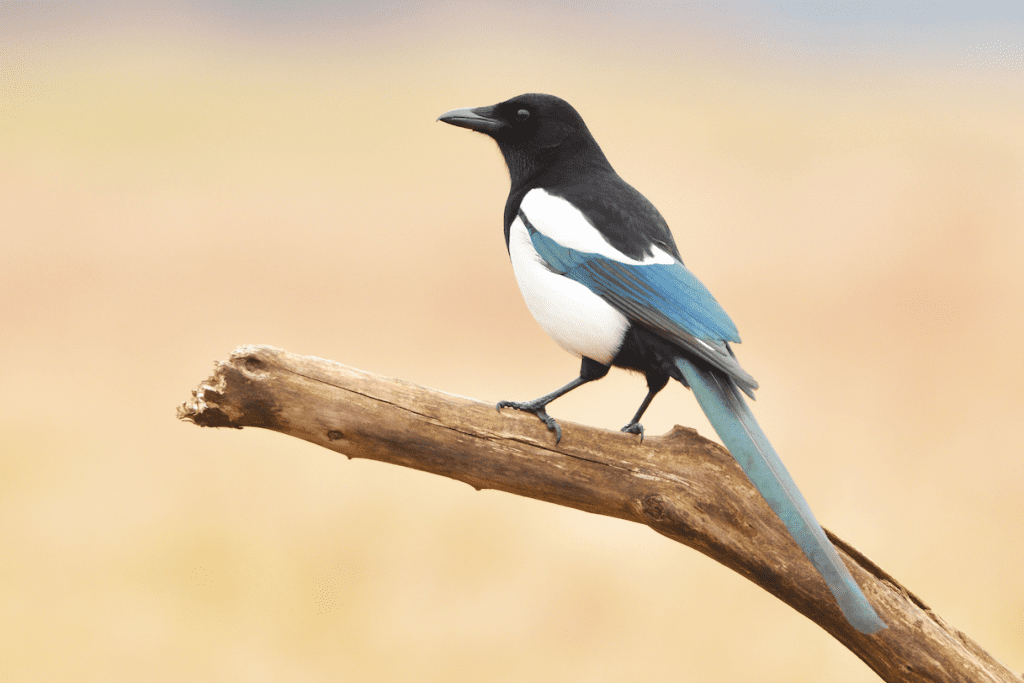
(523, 213, 758, 394)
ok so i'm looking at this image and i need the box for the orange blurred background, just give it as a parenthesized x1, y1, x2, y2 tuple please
(2, 2, 1022, 681)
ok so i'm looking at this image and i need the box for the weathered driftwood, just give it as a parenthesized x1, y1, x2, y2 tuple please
(179, 345, 1020, 683)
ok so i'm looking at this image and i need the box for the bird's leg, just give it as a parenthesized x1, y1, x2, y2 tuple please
(621, 372, 669, 442)
(497, 357, 609, 444)
(496, 378, 584, 443)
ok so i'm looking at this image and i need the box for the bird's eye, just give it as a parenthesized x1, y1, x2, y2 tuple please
(516, 109, 530, 122)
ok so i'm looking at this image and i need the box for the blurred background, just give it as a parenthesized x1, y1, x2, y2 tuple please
(2, 1, 1023, 680)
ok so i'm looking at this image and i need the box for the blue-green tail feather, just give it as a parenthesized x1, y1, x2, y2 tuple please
(675, 357, 885, 634)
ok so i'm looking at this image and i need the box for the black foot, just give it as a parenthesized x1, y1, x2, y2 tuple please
(620, 421, 644, 443)
(497, 399, 563, 444)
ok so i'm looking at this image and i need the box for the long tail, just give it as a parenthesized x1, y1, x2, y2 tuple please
(675, 357, 885, 634)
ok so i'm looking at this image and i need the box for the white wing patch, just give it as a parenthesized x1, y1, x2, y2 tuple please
(508, 216, 629, 365)
(519, 188, 676, 266)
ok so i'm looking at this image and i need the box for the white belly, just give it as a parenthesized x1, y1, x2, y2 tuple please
(507, 216, 629, 365)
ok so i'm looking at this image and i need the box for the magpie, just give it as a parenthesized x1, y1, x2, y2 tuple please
(438, 93, 885, 634)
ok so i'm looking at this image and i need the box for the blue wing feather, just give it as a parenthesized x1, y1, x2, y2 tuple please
(526, 219, 757, 394)
(530, 226, 737, 341)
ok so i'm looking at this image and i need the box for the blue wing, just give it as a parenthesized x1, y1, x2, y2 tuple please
(524, 216, 758, 395)
(525, 217, 886, 633)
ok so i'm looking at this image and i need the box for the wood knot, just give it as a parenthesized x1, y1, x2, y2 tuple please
(665, 424, 699, 440)
(641, 494, 672, 523)
(327, 430, 344, 441)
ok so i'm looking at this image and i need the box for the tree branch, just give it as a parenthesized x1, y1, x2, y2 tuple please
(178, 345, 1020, 683)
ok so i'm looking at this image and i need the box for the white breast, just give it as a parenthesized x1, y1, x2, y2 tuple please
(507, 214, 629, 365)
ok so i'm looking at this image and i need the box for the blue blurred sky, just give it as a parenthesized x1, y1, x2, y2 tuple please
(1, 1, 1021, 123)
(5, 1, 1024, 38)
(3, 1, 1022, 66)
(149, 0, 1024, 24)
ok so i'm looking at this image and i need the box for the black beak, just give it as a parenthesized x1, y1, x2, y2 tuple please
(437, 105, 506, 134)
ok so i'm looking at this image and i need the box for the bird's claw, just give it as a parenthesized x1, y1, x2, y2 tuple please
(537, 410, 563, 444)
(497, 400, 563, 445)
(621, 421, 644, 443)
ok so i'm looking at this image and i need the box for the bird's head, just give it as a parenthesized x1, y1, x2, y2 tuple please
(438, 93, 611, 187)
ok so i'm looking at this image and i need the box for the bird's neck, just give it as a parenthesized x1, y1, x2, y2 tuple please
(505, 140, 615, 198)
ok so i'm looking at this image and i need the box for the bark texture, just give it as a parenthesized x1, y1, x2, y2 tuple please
(179, 345, 1021, 683)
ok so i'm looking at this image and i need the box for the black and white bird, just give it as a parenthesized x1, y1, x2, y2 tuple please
(438, 93, 885, 634)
